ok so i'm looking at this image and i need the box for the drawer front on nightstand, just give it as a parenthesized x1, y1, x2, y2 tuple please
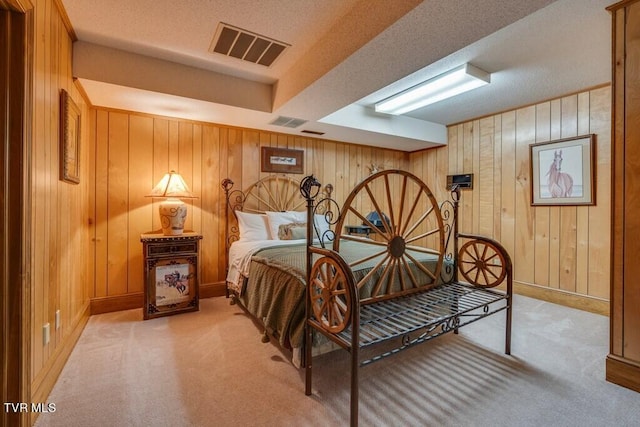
(147, 242, 198, 257)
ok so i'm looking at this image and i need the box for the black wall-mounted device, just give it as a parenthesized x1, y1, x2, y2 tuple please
(446, 173, 474, 190)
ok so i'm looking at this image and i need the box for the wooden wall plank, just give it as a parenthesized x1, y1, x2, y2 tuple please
(191, 124, 202, 234)
(472, 120, 480, 234)
(548, 99, 562, 289)
(127, 115, 153, 294)
(460, 122, 473, 234)
(94, 110, 109, 298)
(575, 92, 591, 296)
(151, 119, 168, 232)
(168, 120, 179, 171)
(514, 106, 535, 284)
(106, 112, 130, 296)
(178, 121, 194, 232)
(447, 126, 458, 175)
(200, 125, 218, 285)
(588, 86, 611, 299)
(500, 111, 517, 267)
(493, 115, 502, 242)
(534, 101, 551, 287)
(478, 117, 494, 237)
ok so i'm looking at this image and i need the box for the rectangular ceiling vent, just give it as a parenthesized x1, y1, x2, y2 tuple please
(301, 129, 325, 136)
(210, 23, 290, 67)
(269, 116, 308, 128)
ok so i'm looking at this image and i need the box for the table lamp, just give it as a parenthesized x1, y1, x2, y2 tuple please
(147, 171, 197, 236)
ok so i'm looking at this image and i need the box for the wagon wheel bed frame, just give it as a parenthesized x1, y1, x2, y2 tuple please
(301, 170, 512, 427)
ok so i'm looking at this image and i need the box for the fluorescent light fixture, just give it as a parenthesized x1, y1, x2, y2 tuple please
(374, 63, 491, 115)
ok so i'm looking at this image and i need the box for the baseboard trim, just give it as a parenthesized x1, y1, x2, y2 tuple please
(512, 282, 609, 316)
(606, 354, 640, 393)
(30, 300, 91, 422)
(200, 281, 226, 299)
(90, 292, 143, 315)
(90, 282, 226, 315)
(90, 282, 606, 317)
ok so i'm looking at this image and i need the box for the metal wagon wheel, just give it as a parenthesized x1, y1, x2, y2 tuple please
(334, 170, 445, 301)
(458, 240, 507, 288)
(309, 256, 352, 333)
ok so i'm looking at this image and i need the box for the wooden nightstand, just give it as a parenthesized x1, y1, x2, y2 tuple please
(140, 231, 202, 320)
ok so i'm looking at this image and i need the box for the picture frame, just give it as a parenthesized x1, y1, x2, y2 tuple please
(261, 147, 304, 174)
(530, 134, 595, 206)
(144, 255, 199, 320)
(59, 89, 81, 184)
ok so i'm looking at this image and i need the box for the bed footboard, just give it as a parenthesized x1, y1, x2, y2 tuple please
(302, 170, 513, 427)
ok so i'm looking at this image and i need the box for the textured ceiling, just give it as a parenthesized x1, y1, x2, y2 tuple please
(62, 0, 612, 152)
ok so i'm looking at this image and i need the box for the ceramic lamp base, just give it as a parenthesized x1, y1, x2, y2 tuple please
(159, 198, 187, 235)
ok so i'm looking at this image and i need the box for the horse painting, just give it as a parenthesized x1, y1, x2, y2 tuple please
(164, 270, 187, 294)
(546, 149, 573, 198)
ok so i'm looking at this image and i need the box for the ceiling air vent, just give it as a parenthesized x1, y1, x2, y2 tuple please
(210, 23, 290, 67)
(301, 130, 325, 136)
(269, 116, 308, 128)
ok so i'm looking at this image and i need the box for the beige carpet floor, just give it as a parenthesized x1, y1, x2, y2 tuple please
(34, 295, 640, 427)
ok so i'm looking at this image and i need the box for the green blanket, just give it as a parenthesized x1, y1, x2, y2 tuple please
(239, 240, 448, 349)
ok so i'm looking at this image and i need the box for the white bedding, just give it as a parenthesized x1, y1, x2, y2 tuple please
(226, 238, 306, 294)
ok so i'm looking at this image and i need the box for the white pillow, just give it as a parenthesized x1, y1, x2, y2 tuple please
(236, 211, 271, 241)
(266, 211, 302, 240)
(266, 211, 329, 240)
(287, 210, 307, 223)
(266, 210, 332, 241)
(314, 213, 331, 241)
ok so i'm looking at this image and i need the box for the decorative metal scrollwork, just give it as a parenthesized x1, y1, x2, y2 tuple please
(402, 334, 411, 346)
(441, 316, 460, 333)
(439, 192, 457, 283)
(300, 176, 341, 249)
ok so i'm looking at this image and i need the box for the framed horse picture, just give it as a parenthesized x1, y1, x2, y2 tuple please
(530, 134, 595, 206)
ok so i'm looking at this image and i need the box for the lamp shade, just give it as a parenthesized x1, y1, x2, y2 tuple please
(147, 171, 197, 236)
(147, 171, 197, 199)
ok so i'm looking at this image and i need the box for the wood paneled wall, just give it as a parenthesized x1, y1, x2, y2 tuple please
(410, 86, 611, 308)
(92, 87, 612, 314)
(90, 109, 409, 299)
(29, 0, 93, 408)
(607, 0, 640, 393)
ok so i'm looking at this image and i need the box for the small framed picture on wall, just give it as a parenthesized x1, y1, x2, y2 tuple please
(59, 89, 81, 184)
(530, 134, 595, 206)
(260, 147, 304, 174)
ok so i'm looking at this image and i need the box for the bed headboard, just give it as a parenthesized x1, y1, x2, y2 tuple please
(221, 175, 332, 283)
(222, 175, 305, 216)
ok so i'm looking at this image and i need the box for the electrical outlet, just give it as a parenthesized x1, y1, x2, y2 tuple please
(55, 310, 60, 330)
(43, 323, 50, 346)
